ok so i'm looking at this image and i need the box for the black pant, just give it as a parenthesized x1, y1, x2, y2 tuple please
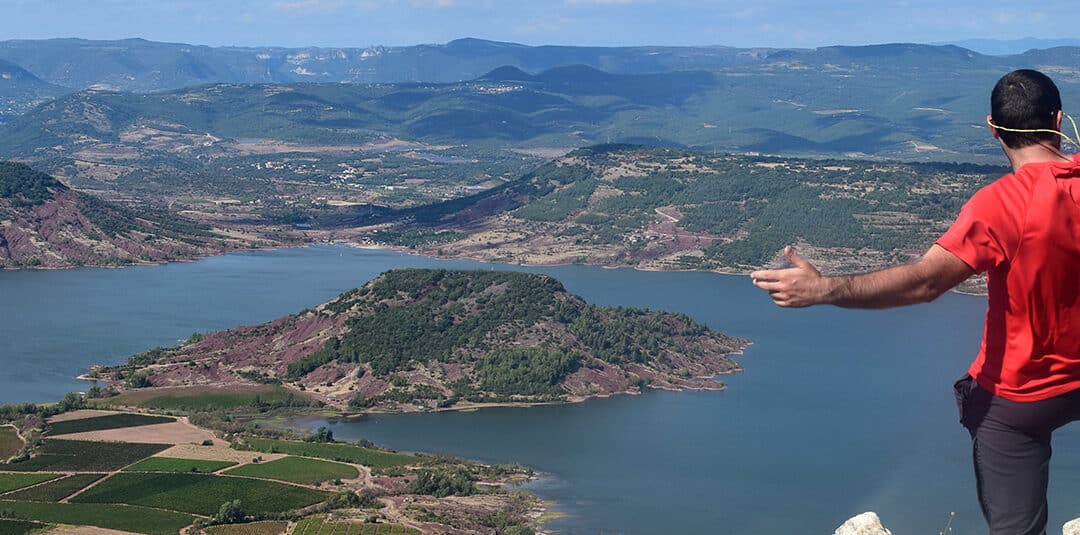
(954, 375, 1080, 535)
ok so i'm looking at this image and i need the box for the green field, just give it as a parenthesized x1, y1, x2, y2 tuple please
(244, 439, 418, 469)
(2, 440, 168, 472)
(293, 516, 420, 535)
(124, 457, 237, 474)
(71, 473, 330, 515)
(224, 456, 358, 485)
(204, 521, 289, 535)
(0, 428, 23, 460)
(0, 501, 194, 535)
(0, 518, 48, 534)
(3, 474, 104, 502)
(105, 386, 310, 411)
(0, 473, 61, 494)
(46, 413, 174, 436)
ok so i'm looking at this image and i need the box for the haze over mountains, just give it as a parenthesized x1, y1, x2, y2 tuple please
(3, 37, 1080, 160)
(4, 37, 1080, 167)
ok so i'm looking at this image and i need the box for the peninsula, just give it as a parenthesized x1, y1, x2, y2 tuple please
(92, 268, 749, 412)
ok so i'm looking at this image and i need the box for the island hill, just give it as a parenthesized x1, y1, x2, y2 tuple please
(0, 161, 262, 269)
(94, 269, 748, 411)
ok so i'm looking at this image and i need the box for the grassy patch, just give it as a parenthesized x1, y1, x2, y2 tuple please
(204, 520, 289, 535)
(244, 439, 418, 469)
(45, 413, 174, 436)
(0, 518, 48, 534)
(105, 386, 311, 411)
(71, 473, 330, 516)
(3, 474, 105, 502)
(224, 456, 358, 485)
(0, 474, 62, 494)
(294, 516, 420, 535)
(0, 501, 194, 535)
(2, 440, 168, 472)
(0, 428, 24, 460)
(124, 457, 237, 474)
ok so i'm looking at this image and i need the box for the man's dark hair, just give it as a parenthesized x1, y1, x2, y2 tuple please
(991, 69, 1062, 149)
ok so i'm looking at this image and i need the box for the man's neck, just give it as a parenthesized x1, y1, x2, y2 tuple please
(1004, 142, 1072, 173)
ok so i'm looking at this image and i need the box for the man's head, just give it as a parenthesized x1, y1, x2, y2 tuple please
(990, 69, 1062, 149)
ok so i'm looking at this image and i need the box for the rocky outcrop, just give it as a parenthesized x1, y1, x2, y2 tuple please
(1064, 518, 1080, 535)
(834, 512, 892, 535)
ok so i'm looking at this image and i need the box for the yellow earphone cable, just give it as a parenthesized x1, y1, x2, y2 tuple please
(986, 113, 1080, 149)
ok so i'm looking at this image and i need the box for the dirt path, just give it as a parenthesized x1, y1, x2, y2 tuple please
(654, 207, 680, 223)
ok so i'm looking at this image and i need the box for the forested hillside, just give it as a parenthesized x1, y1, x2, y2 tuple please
(371, 145, 1001, 288)
(0, 162, 251, 269)
(103, 269, 748, 410)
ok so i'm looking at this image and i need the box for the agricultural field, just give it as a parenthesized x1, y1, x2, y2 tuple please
(0, 473, 61, 494)
(103, 385, 314, 411)
(3, 473, 104, 502)
(225, 456, 358, 484)
(205, 521, 289, 535)
(244, 439, 418, 469)
(0, 501, 195, 535)
(294, 516, 420, 535)
(1, 440, 168, 472)
(71, 472, 330, 515)
(124, 456, 237, 473)
(45, 413, 175, 436)
(0, 518, 47, 534)
(0, 427, 23, 459)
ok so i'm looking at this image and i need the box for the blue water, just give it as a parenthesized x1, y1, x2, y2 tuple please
(2, 245, 1078, 533)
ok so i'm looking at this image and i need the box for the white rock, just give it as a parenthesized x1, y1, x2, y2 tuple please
(1063, 517, 1080, 535)
(834, 512, 892, 535)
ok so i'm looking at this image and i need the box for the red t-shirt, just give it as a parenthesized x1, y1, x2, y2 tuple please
(936, 154, 1080, 402)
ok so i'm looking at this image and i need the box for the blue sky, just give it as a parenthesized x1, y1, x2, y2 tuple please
(3, 0, 1077, 49)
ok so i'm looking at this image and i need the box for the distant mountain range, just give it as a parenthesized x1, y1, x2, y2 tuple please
(4, 45, 1077, 168)
(939, 38, 1080, 56)
(2, 37, 1079, 94)
(0, 37, 769, 92)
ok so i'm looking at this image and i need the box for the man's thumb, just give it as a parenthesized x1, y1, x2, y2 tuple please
(785, 246, 813, 269)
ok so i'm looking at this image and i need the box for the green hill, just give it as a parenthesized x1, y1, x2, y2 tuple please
(106, 268, 748, 410)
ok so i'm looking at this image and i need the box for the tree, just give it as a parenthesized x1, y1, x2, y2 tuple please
(215, 500, 244, 524)
(306, 426, 334, 443)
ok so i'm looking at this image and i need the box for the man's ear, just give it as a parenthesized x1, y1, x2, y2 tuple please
(987, 114, 1001, 140)
(1055, 110, 1063, 131)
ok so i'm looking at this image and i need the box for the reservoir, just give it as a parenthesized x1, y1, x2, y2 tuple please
(2, 245, 1078, 533)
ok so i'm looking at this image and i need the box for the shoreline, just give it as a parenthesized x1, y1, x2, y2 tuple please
(3, 237, 992, 298)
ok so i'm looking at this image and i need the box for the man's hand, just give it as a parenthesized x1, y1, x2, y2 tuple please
(750, 246, 830, 308)
(750, 244, 974, 309)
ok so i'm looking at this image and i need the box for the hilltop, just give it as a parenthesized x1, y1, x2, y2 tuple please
(0, 59, 67, 121)
(0, 162, 255, 269)
(97, 269, 748, 410)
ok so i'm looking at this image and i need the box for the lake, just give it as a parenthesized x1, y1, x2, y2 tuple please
(2, 245, 1078, 534)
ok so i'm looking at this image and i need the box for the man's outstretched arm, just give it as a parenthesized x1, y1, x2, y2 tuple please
(750, 245, 975, 309)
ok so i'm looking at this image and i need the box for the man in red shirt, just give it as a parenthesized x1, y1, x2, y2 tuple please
(751, 69, 1080, 535)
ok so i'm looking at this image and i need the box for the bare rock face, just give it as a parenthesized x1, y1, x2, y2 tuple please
(834, 512, 892, 535)
(1063, 517, 1080, 535)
